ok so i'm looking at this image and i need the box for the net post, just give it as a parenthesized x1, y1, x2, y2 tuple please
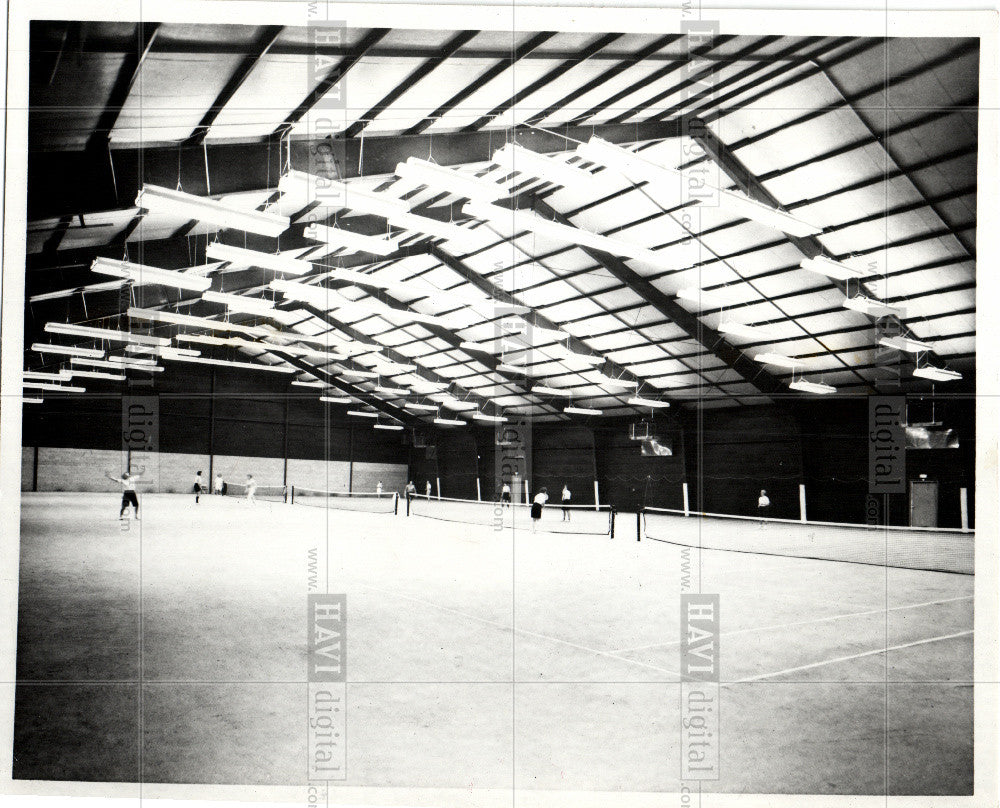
(593, 480, 600, 510)
(610, 506, 615, 539)
(290, 486, 294, 505)
(284, 486, 289, 504)
(799, 484, 807, 522)
(405, 493, 411, 516)
(682, 483, 689, 516)
(393, 492, 399, 515)
(636, 510, 641, 541)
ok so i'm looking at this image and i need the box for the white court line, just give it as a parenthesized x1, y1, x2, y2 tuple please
(735, 630, 974, 683)
(365, 585, 681, 678)
(609, 595, 974, 654)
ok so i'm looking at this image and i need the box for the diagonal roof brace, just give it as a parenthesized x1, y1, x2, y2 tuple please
(528, 196, 785, 398)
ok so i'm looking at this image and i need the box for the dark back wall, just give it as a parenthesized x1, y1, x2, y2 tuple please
(23, 368, 976, 527)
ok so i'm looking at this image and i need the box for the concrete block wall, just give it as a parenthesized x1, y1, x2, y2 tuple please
(352, 462, 407, 495)
(23, 448, 407, 498)
(286, 459, 351, 492)
(212, 455, 286, 491)
(35, 448, 129, 492)
(152, 453, 213, 494)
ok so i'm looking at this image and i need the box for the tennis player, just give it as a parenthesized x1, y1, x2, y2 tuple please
(376, 480, 383, 498)
(106, 470, 141, 521)
(245, 474, 258, 505)
(757, 489, 771, 522)
(530, 487, 548, 533)
(404, 481, 417, 501)
(500, 482, 512, 508)
(193, 470, 204, 504)
(561, 484, 571, 521)
(213, 472, 224, 495)
(425, 480, 432, 499)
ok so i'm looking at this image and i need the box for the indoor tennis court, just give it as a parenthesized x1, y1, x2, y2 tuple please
(9, 12, 983, 805)
(15, 489, 972, 794)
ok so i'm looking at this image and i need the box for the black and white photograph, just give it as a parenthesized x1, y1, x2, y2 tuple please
(1, 1, 998, 806)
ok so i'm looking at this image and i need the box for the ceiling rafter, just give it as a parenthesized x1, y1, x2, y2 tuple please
(186, 25, 285, 146)
(528, 196, 785, 397)
(342, 29, 479, 139)
(86, 22, 161, 151)
(403, 31, 557, 136)
(462, 33, 624, 132)
(271, 27, 390, 139)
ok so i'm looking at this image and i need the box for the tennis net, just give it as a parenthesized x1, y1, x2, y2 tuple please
(639, 507, 973, 575)
(223, 483, 287, 503)
(291, 486, 399, 514)
(407, 495, 615, 537)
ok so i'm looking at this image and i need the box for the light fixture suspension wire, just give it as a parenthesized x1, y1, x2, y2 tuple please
(203, 140, 211, 196)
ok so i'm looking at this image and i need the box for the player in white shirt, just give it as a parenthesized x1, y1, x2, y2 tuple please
(376, 481, 383, 498)
(757, 489, 771, 522)
(193, 470, 204, 504)
(245, 474, 258, 505)
(213, 472, 224, 495)
(425, 480, 432, 499)
(106, 470, 142, 521)
(561, 484, 572, 521)
(500, 482, 512, 508)
(530, 487, 549, 533)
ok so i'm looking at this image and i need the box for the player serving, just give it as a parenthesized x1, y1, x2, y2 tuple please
(106, 470, 142, 521)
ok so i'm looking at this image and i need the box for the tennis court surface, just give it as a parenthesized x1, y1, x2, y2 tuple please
(15, 491, 972, 796)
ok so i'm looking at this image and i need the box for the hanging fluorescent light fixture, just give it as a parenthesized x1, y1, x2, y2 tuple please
(406, 402, 439, 412)
(135, 184, 289, 237)
(433, 416, 466, 426)
(842, 296, 901, 318)
(390, 210, 482, 249)
(46, 322, 169, 346)
(347, 410, 379, 418)
(374, 423, 404, 431)
(714, 188, 822, 238)
(628, 396, 670, 408)
(293, 380, 328, 388)
(304, 223, 400, 256)
(493, 143, 596, 190)
(472, 412, 507, 423)
(90, 257, 212, 292)
(23, 382, 87, 392)
(464, 200, 674, 269)
(375, 385, 409, 396)
(395, 157, 508, 202)
(596, 375, 639, 390)
(440, 400, 478, 411)
(718, 322, 775, 340)
(320, 396, 353, 404)
(878, 335, 935, 354)
(69, 370, 127, 381)
(789, 380, 837, 395)
(576, 136, 821, 237)
(754, 352, 807, 369)
(202, 290, 276, 315)
(128, 307, 267, 336)
(23, 370, 72, 381)
(564, 406, 602, 416)
(459, 341, 489, 353)
(800, 256, 868, 280)
(913, 366, 962, 382)
(157, 351, 295, 373)
(126, 344, 201, 357)
(22, 397, 44, 404)
(70, 357, 164, 372)
(31, 343, 105, 359)
(339, 368, 380, 380)
(206, 243, 312, 275)
(278, 170, 409, 219)
(532, 384, 571, 396)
